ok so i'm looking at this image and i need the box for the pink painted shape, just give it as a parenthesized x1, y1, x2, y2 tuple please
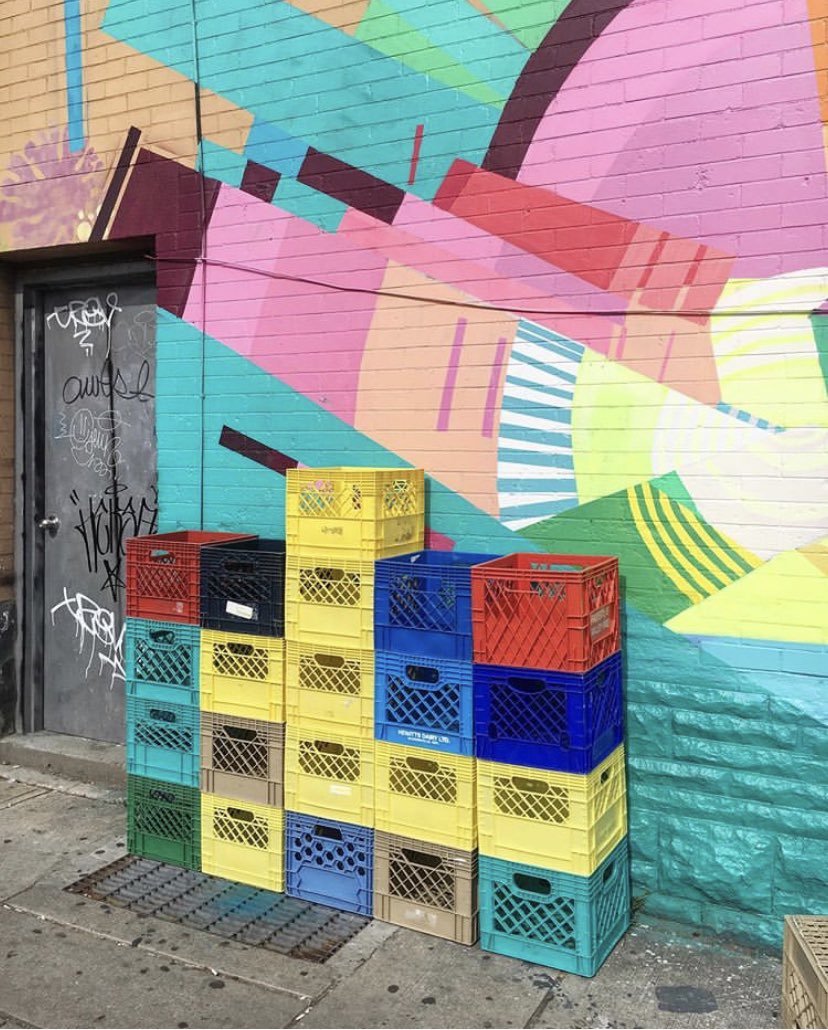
(425, 530, 455, 551)
(437, 318, 467, 431)
(520, 0, 828, 278)
(482, 337, 508, 438)
(183, 183, 386, 423)
(184, 186, 292, 357)
(338, 206, 618, 358)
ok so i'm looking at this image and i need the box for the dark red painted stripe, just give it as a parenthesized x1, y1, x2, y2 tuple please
(240, 160, 280, 203)
(89, 126, 142, 242)
(219, 426, 298, 475)
(482, 0, 635, 179)
(297, 147, 405, 224)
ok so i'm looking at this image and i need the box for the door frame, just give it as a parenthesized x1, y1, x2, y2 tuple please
(15, 257, 155, 734)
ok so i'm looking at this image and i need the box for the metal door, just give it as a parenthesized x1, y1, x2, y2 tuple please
(35, 281, 157, 741)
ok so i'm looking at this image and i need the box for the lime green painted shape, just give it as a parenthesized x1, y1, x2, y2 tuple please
(667, 549, 828, 645)
(355, 0, 506, 107)
(572, 348, 668, 505)
(810, 312, 828, 390)
(482, 0, 570, 50)
(521, 485, 693, 624)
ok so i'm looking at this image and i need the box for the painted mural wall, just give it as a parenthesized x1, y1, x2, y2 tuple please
(1, 0, 827, 944)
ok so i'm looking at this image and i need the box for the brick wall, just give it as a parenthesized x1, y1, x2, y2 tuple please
(1, 0, 827, 945)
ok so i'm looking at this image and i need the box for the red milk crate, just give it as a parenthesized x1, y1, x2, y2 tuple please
(471, 554, 619, 673)
(127, 531, 255, 625)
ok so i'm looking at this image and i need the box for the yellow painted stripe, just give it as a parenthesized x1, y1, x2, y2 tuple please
(658, 494, 736, 587)
(627, 486, 703, 604)
(680, 503, 762, 577)
(640, 484, 719, 596)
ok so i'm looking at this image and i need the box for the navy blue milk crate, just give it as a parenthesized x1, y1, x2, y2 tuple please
(375, 651, 474, 756)
(474, 652, 623, 773)
(125, 618, 200, 706)
(200, 538, 286, 636)
(479, 838, 630, 976)
(285, 811, 373, 916)
(374, 550, 494, 660)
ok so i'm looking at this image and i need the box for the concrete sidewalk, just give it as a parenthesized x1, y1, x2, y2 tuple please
(0, 765, 782, 1030)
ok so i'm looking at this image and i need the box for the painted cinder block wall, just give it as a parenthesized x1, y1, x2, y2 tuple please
(1, 0, 827, 946)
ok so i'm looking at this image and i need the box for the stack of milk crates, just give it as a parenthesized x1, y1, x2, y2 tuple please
(471, 554, 630, 975)
(372, 550, 491, 944)
(282, 467, 425, 917)
(124, 530, 287, 887)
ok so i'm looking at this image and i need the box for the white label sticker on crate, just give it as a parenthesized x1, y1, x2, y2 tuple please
(590, 604, 612, 640)
(226, 600, 255, 620)
(330, 785, 353, 796)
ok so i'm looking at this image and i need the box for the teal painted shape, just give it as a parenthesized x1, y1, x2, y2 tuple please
(197, 140, 246, 187)
(102, 0, 501, 202)
(378, 0, 527, 93)
(272, 175, 348, 234)
(809, 312, 828, 389)
(195, 138, 347, 232)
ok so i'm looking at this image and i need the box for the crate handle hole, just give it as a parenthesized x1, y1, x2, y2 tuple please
(406, 756, 439, 773)
(226, 807, 254, 822)
(602, 860, 617, 884)
(313, 566, 344, 582)
(405, 663, 439, 684)
(512, 776, 548, 795)
(513, 872, 551, 895)
(150, 549, 173, 561)
(506, 676, 546, 695)
(224, 560, 256, 574)
(401, 847, 441, 869)
(149, 630, 176, 645)
(225, 725, 257, 742)
(315, 653, 345, 669)
(315, 824, 343, 841)
(227, 642, 254, 656)
(315, 740, 344, 756)
(148, 707, 176, 723)
(601, 769, 611, 784)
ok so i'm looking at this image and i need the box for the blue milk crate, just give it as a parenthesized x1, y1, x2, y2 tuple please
(474, 652, 623, 773)
(375, 651, 474, 756)
(285, 811, 373, 916)
(374, 550, 494, 660)
(126, 697, 200, 787)
(125, 618, 200, 706)
(479, 838, 630, 976)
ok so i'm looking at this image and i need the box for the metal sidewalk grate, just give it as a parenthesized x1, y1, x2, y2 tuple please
(66, 854, 370, 963)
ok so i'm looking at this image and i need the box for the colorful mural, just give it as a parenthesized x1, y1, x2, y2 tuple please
(2, 0, 827, 942)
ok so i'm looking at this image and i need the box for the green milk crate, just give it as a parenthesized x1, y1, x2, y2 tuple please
(127, 774, 201, 870)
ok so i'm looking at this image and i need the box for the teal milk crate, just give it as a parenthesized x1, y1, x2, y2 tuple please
(479, 839, 630, 976)
(126, 697, 200, 787)
(125, 618, 200, 706)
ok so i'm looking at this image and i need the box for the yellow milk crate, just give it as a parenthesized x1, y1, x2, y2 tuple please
(200, 629, 284, 722)
(375, 741, 476, 850)
(477, 746, 627, 877)
(286, 466, 424, 559)
(285, 552, 374, 650)
(286, 641, 374, 738)
(200, 793, 284, 892)
(285, 725, 374, 827)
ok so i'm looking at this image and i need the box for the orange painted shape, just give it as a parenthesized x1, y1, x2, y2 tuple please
(355, 261, 516, 518)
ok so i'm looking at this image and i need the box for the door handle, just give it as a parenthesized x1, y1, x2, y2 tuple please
(38, 515, 60, 536)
